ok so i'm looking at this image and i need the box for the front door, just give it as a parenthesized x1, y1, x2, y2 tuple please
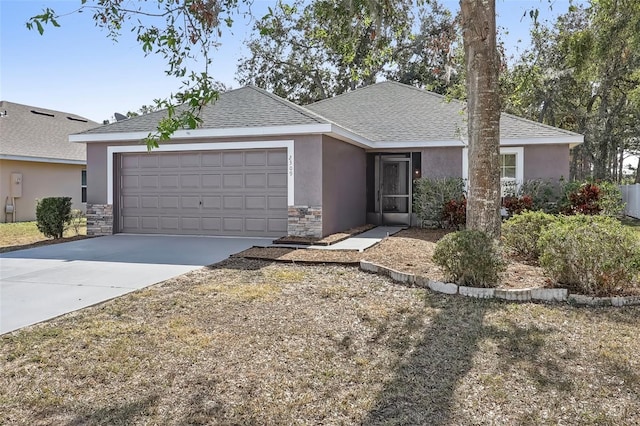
(380, 157, 411, 225)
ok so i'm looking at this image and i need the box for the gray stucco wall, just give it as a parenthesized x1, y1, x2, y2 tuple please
(420, 147, 463, 178)
(523, 144, 570, 181)
(322, 136, 366, 235)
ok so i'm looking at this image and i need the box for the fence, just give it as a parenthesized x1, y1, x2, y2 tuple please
(620, 184, 640, 219)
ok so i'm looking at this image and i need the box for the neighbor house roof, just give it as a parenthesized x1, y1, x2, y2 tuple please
(80, 85, 329, 135)
(305, 81, 582, 144)
(0, 101, 98, 164)
(71, 81, 583, 148)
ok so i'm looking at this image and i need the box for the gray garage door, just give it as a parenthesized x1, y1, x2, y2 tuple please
(118, 149, 288, 236)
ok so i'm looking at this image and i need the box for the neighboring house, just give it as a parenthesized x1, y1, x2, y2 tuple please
(71, 81, 583, 238)
(0, 101, 99, 223)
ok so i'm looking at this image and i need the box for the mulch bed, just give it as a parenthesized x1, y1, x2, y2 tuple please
(273, 224, 376, 246)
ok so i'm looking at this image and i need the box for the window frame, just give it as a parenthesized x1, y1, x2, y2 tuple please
(81, 169, 87, 203)
(461, 146, 524, 195)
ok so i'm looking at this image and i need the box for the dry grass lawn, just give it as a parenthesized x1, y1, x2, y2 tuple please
(2, 259, 639, 425)
(0, 220, 87, 253)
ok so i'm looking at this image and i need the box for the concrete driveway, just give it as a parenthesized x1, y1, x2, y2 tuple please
(0, 234, 273, 334)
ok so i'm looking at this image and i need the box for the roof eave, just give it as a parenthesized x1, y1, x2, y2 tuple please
(70, 123, 335, 143)
(0, 154, 86, 165)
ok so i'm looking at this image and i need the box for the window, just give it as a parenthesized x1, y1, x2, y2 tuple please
(500, 153, 517, 196)
(461, 147, 524, 197)
(81, 170, 87, 203)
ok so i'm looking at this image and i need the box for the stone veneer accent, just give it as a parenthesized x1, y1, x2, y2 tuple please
(288, 205, 322, 238)
(86, 203, 114, 236)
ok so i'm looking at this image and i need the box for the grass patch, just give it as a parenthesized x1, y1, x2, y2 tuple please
(1, 259, 639, 425)
(0, 220, 87, 252)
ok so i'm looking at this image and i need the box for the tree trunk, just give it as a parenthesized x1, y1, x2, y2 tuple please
(460, 0, 501, 238)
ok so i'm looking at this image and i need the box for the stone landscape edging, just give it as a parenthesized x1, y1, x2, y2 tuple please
(359, 260, 640, 307)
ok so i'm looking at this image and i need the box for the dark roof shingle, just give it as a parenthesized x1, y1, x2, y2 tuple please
(306, 81, 581, 142)
(0, 101, 98, 162)
(81, 85, 328, 135)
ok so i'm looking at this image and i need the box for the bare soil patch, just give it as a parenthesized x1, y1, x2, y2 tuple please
(238, 227, 548, 289)
(2, 259, 639, 425)
(273, 224, 376, 245)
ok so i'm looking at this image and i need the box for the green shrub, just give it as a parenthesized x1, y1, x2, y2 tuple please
(558, 180, 625, 217)
(36, 197, 72, 239)
(502, 211, 558, 261)
(441, 197, 466, 230)
(413, 177, 465, 228)
(517, 179, 560, 212)
(433, 230, 506, 287)
(538, 215, 640, 296)
(596, 181, 625, 217)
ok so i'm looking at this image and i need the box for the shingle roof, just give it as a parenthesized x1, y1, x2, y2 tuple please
(306, 81, 581, 142)
(81, 85, 329, 134)
(0, 101, 98, 162)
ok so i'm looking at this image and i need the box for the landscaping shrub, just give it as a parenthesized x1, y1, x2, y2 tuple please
(36, 197, 72, 239)
(538, 215, 640, 296)
(517, 179, 559, 212)
(559, 180, 625, 217)
(433, 230, 506, 287)
(441, 197, 466, 229)
(413, 177, 465, 228)
(502, 211, 558, 261)
(502, 195, 533, 216)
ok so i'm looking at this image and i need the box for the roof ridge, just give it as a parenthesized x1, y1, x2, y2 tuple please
(0, 100, 97, 123)
(244, 85, 327, 124)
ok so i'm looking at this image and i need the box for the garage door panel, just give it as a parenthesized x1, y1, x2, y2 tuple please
(122, 175, 139, 189)
(223, 196, 243, 210)
(202, 153, 221, 167)
(122, 196, 139, 208)
(245, 173, 266, 188)
(245, 151, 266, 166)
(269, 218, 288, 232)
(202, 196, 221, 209)
(202, 174, 221, 188)
(180, 174, 200, 188)
(223, 152, 243, 167)
(246, 218, 266, 232)
(181, 217, 200, 230)
(139, 156, 159, 168)
(268, 173, 287, 188)
(159, 154, 180, 168)
(181, 196, 201, 209)
(245, 196, 266, 210)
(268, 196, 287, 210)
(268, 151, 287, 166)
(223, 217, 243, 232)
(202, 217, 221, 231)
(119, 149, 287, 236)
(160, 175, 179, 189)
(160, 196, 180, 209)
(181, 153, 200, 167)
(141, 217, 160, 230)
(223, 174, 243, 188)
(141, 196, 159, 209)
(160, 217, 179, 230)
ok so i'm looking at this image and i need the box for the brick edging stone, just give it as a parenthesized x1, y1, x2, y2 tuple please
(359, 260, 640, 307)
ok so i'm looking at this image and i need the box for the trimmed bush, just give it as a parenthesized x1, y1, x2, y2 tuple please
(413, 177, 465, 228)
(433, 230, 506, 288)
(517, 179, 559, 213)
(538, 215, 640, 296)
(441, 197, 466, 230)
(503, 195, 534, 216)
(36, 197, 72, 239)
(558, 180, 625, 217)
(502, 211, 558, 261)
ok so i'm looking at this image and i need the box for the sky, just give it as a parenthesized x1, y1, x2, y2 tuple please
(1, 0, 578, 124)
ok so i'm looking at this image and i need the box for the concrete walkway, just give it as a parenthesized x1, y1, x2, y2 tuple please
(0, 234, 273, 334)
(309, 226, 405, 252)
